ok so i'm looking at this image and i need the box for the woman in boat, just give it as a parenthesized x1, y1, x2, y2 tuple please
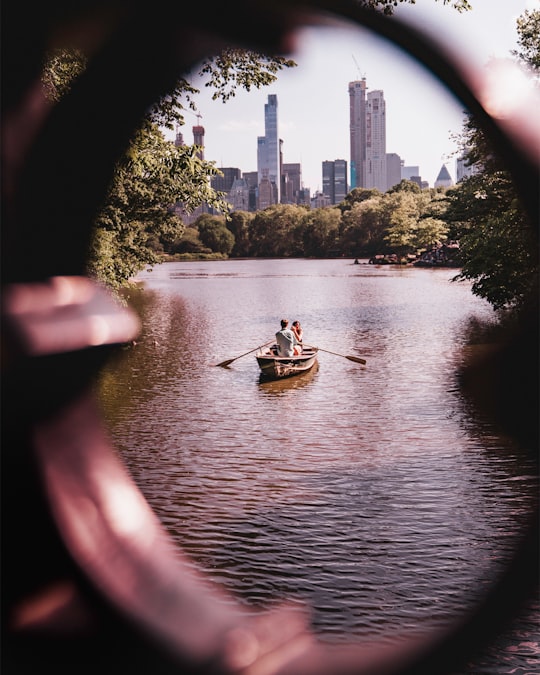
(292, 320, 303, 346)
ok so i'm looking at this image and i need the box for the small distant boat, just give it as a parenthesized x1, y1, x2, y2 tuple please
(255, 345, 319, 380)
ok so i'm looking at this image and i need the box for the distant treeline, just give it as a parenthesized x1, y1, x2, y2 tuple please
(163, 182, 452, 261)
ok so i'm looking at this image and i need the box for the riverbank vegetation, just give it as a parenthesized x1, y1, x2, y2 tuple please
(42, 5, 537, 317)
(157, 181, 452, 262)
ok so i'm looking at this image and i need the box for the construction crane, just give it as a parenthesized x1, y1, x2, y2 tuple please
(352, 54, 365, 80)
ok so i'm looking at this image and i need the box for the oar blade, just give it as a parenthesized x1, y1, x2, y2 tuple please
(215, 358, 234, 368)
(346, 355, 366, 365)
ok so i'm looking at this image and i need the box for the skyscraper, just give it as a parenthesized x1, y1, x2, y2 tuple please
(282, 162, 302, 204)
(434, 164, 453, 188)
(322, 159, 348, 205)
(322, 161, 334, 202)
(192, 119, 205, 160)
(386, 153, 402, 190)
(349, 79, 367, 189)
(349, 79, 388, 192)
(334, 159, 348, 203)
(456, 155, 480, 182)
(211, 167, 241, 193)
(257, 94, 280, 204)
(365, 90, 386, 191)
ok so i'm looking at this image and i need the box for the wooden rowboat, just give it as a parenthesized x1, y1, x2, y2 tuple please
(255, 345, 319, 380)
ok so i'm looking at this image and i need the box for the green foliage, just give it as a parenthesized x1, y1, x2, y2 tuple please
(302, 208, 341, 257)
(42, 46, 298, 287)
(339, 188, 382, 213)
(414, 217, 448, 250)
(387, 179, 421, 194)
(362, 0, 471, 14)
(171, 226, 210, 255)
(456, 209, 537, 311)
(384, 192, 420, 253)
(195, 214, 235, 255)
(248, 204, 306, 257)
(85, 122, 232, 287)
(340, 196, 389, 256)
(41, 48, 87, 101)
(227, 211, 255, 257)
(443, 7, 539, 312)
(338, 188, 448, 257)
(444, 172, 537, 310)
(199, 49, 296, 102)
(512, 9, 540, 72)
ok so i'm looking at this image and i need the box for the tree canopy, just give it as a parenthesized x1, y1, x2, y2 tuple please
(445, 7, 539, 313)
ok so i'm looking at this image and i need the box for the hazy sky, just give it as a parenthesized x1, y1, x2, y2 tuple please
(173, 0, 538, 192)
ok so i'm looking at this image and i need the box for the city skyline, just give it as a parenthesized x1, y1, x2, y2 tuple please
(167, 0, 534, 193)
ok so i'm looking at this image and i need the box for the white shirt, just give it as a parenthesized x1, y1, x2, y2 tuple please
(275, 328, 297, 357)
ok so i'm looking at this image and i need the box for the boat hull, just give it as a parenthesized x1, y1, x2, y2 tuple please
(256, 346, 318, 380)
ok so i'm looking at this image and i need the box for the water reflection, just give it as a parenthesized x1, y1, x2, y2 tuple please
(98, 260, 537, 662)
(258, 362, 320, 392)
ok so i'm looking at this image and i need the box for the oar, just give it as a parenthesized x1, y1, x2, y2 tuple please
(215, 340, 274, 368)
(304, 344, 366, 365)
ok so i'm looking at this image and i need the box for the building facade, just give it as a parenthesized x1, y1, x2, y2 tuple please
(349, 79, 387, 192)
(365, 90, 387, 192)
(192, 124, 205, 159)
(434, 164, 453, 188)
(401, 165, 420, 181)
(257, 94, 280, 205)
(227, 178, 250, 212)
(281, 162, 302, 204)
(349, 78, 367, 189)
(311, 191, 332, 208)
(456, 155, 480, 182)
(257, 169, 274, 210)
(174, 123, 210, 224)
(322, 159, 348, 205)
(386, 153, 402, 191)
(211, 167, 241, 193)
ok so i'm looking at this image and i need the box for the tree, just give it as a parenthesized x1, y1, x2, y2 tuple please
(171, 227, 210, 255)
(444, 171, 536, 310)
(42, 48, 297, 286)
(446, 8, 539, 312)
(512, 9, 540, 73)
(302, 207, 341, 257)
(384, 192, 423, 256)
(339, 195, 388, 256)
(387, 179, 421, 194)
(249, 205, 305, 257)
(227, 211, 254, 257)
(339, 187, 382, 214)
(358, 0, 471, 14)
(414, 217, 448, 250)
(196, 214, 235, 255)
(86, 122, 226, 287)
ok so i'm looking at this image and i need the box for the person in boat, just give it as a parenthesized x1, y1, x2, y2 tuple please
(275, 319, 302, 356)
(291, 320, 303, 345)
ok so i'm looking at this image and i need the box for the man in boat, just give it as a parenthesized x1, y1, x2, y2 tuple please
(275, 319, 302, 356)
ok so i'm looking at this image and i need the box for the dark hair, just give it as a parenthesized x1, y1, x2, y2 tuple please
(281, 319, 288, 328)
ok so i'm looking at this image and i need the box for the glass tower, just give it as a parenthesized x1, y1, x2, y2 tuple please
(349, 79, 367, 189)
(365, 90, 387, 191)
(257, 94, 280, 203)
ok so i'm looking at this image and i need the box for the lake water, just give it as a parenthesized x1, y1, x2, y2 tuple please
(97, 258, 538, 673)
